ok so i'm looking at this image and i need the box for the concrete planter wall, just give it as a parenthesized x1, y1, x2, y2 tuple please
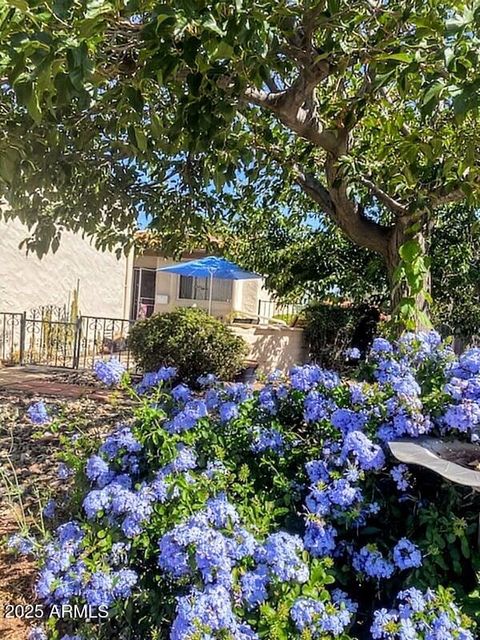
(230, 324, 307, 373)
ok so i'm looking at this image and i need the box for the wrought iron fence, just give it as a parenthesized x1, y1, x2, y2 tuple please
(23, 315, 79, 368)
(0, 312, 24, 365)
(0, 310, 136, 371)
(77, 316, 135, 370)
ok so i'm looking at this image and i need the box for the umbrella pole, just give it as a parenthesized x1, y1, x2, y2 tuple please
(208, 271, 213, 315)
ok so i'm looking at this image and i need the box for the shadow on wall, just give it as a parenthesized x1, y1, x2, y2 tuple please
(230, 324, 307, 374)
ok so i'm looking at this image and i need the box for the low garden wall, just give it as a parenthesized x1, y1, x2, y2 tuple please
(229, 323, 307, 373)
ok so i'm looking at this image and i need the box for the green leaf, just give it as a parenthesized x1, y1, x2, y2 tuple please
(14, 80, 42, 123)
(399, 239, 422, 262)
(202, 15, 224, 36)
(444, 47, 455, 68)
(10, 0, 29, 11)
(0, 150, 18, 183)
(422, 82, 444, 107)
(27, 85, 42, 123)
(134, 127, 148, 152)
(460, 535, 470, 558)
(212, 41, 234, 60)
(378, 52, 413, 64)
(150, 111, 163, 139)
(85, 0, 112, 20)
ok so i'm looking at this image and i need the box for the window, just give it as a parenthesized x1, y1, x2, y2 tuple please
(131, 268, 156, 319)
(178, 276, 232, 302)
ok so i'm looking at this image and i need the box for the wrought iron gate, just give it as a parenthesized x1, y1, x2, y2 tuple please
(0, 312, 24, 365)
(0, 308, 135, 370)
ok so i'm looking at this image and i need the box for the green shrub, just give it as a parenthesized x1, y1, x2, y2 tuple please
(128, 307, 248, 383)
(303, 302, 363, 368)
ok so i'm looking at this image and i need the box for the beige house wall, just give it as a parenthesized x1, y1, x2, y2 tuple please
(230, 325, 307, 373)
(134, 255, 273, 319)
(0, 218, 134, 318)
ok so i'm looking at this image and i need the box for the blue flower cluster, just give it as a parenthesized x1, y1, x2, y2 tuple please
(344, 347, 361, 361)
(393, 538, 422, 570)
(158, 495, 326, 639)
(352, 545, 394, 580)
(251, 427, 285, 454)
(304, 390, 337, 423)
(351, 538, 422, 581)
(8, 533, 35, 555)
(30, 629, 84, 640)
(379, 395, 432, 441)
(341, 430, 385, 470)
(94, 357, 126, 386)
(135, 366, 177, 393)
(365, 333, 454, 440)
(43, 499, 56, 519)
(371, 587, 474, 639)
(290, 364, 340, 393)
(158, 380, 256, 434)
(57, 462, 72, 480)
(35, 518, 138, 609)
(25, 332, 479, 640)
(81, 427, 200, 538)
(257, 386, 278, 414)
(390, 464, 411, 492)
(442, 347, 480, 441)
(27, 401, 50, 425)
(171, 585, 256, 640)
(291, 589, 357, 638)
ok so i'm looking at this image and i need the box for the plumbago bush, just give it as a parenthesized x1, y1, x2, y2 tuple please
(11, 333, 480, 640)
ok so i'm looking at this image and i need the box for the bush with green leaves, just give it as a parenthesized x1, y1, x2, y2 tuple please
(9, 332, 480, 640)
(303, 303, 364, 368)
(128, 307, 248, 384)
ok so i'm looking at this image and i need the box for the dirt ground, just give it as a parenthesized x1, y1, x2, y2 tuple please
(0, 376, 128, 639)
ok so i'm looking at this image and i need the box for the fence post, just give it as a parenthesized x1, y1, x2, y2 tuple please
(19, 312, 26, 365)
(73, 316, 82, 369)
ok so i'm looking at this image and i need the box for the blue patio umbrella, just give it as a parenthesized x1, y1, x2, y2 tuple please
(157, 256, 262, 314)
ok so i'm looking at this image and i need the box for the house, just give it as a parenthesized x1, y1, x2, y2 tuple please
(0, 220, 307, 372)
(132, 248, 275, 321)
(131, 246, 307, 373)
(0, 217, 134, 318)
(0, 219, 272, 322)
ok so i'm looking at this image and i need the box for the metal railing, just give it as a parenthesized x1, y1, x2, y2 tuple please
(257, 300, 306, 326)
(0, 312, 24, 365)
(0, 311, 136, 371)
(23, 315, 79, 368)
(77, 316, 135, 370)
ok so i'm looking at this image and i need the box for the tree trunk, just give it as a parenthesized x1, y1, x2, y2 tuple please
(386, 217, 432, 328)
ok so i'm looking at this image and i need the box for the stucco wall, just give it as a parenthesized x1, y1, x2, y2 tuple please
(232, 279, 263, 317)
(230, 324, 307, 373)
(0, 218, 133, 318)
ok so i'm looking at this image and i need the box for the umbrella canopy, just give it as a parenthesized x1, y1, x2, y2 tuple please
(157, 256, 262, 280)
(157, 256, 262, 314)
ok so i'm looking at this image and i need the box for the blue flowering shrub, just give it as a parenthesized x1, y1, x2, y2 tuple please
(12, 332, 480, 640)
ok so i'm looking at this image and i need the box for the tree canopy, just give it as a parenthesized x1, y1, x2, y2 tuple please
(225, 201, 480, 338)
(1, 1, 480, 322)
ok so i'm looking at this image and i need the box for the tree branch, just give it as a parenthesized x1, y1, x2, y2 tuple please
(244, 85, 338, 152)
(430, 178, 480, 208)
(293, 164, 335, 215)
(359, 176, 408, 215)
(294, 165, 391, 256)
